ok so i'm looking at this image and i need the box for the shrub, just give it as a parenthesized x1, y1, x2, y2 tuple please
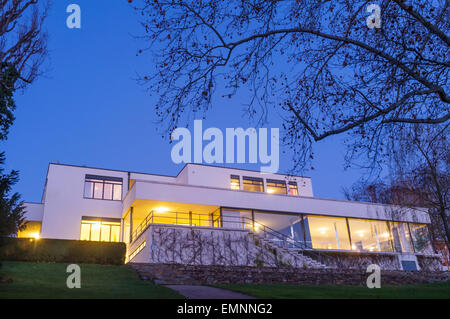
(0, 237, 126, 265)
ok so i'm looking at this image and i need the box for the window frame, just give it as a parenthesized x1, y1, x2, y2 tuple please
(242, 176, 264, 192)
(80, 217, 121, 242)
(230, 175, 240, 190)
(266, 179, 287, 195)
(83, 174, 123, 201)
(288, 182, 299, 196)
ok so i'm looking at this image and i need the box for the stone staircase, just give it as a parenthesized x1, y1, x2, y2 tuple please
(249, 232, 329, 269)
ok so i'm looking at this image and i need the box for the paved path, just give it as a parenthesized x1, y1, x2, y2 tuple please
(165, 285, 256, 299)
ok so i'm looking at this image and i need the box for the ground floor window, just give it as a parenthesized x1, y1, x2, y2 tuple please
(409, 223, 433, 254)
(390, 222, 414, 253)
(304, 215, 351, 250)
(17, 221, 41, 239)
(124, 205, 432, 255)
(348, 219, 393, 252)
(80, 217, 121, 242)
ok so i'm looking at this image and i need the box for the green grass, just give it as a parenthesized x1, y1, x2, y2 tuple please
(0, 261, 182, 299)
(214, 282, 450, 299)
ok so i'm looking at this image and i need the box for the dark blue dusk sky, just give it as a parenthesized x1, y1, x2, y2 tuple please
(4, 0, 363, 202)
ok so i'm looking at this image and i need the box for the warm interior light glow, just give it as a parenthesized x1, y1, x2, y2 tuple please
(30, 232, 40, 239)
(266, 189, 275, 194)
(17, 221, 42, 240)
(317, 227, 328, 235)
(154, 206, 169, 213)
(92, 222, 101, 229)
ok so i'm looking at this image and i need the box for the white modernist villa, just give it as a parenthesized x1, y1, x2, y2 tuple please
(20, 163, 437, 270)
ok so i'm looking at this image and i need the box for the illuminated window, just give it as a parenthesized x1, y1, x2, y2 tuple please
(304, 215, 351, 250)
(84, 175, 123, 201)
(409, 223, 433, 254)
(266, 179, 287, 194)
(17, 221, 42, 239)
(288, 182, 299, 196)
(123, 212, 131, 244)
(390, 222, 413, 253)
(243, 177, 264, 192)
(80, 217, 121, 242)
(253, 211, 304, 246)
(230, 175, 240, 190)
(348, 219, 393, 252)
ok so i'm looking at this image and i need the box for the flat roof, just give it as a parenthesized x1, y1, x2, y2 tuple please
(47, 162, 311, 179)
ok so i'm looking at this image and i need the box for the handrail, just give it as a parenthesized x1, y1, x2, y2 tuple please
(130, 210, 334, 265)
(240, 216, 329, 263)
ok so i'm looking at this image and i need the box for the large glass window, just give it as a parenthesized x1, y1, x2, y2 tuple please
(348, 219, 393, 252)
(288, 182, 299, 196)
(409, 223, 433, 254)
(304, 215, 351, 250)
(230, 175, 240, 190)
(390, 222, 413, 253)
(84, 175, 123, 201)
(80, 218, 121, 242)
(221, 209, 252, 229)
(253, 211, 304, 247)
(266, 179, 287, 194)
(243, 177, 264, 192)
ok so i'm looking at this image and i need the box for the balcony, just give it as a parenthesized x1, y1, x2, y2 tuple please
(122, 179, 430, 224)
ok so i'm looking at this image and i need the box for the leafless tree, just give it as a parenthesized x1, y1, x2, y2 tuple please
(134, 0, 449, 170)
(345, 124, 449, 252)
(0, 0, 48, 139)
(0, 0, 48, 88)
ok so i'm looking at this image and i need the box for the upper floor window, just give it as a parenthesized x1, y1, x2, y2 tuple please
(266, 179, 287, 194)
(288, 182, 299, 196)
(84, 175, 123, 201)
(243, 176, 264, 192)
(230, 175, 240, 190)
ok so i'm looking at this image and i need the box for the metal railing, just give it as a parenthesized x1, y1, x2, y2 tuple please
(131, 210, 222, 240)
(130, 210, 332, 265)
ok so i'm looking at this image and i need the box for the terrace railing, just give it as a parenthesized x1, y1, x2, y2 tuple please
(130, 210, 332, 265)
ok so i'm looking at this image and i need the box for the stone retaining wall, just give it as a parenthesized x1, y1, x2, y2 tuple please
(130, 263, 450, 286)
(131, 225, 326, 268)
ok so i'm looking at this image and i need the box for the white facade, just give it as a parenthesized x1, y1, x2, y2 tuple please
(22, 163, 434, 267)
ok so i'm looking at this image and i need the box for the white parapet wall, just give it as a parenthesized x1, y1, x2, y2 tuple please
(127, 224, 325, 268)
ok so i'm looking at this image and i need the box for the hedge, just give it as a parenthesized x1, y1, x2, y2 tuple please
(0, 237, 126, 265)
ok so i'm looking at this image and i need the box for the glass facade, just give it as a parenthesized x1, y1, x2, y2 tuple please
(123, 207, 431, 256)
(390, 222, 413, 253)
(253, 211, 304, 248)
(348, 219, 393, 252)
(304, 215, 351, 250)
(409, 223, 433, 254)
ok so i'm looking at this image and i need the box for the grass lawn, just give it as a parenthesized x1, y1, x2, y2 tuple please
(214, 282, 450, 299)
(0, 261, 182, 299)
